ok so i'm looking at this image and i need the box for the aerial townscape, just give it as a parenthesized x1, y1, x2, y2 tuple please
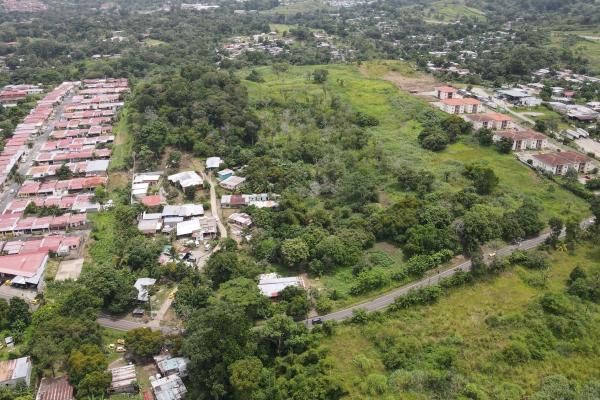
(1, 0, 600, 399)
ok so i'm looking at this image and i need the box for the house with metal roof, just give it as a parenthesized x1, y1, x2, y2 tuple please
(109, 364, 138, 394)
(154, 356, 189, 378)
(151, 375, 187, 400)
(168, 171, 203, 189)
(0, 357, 32, 387)
(134, 278, 157, 302)
(257, 273, 305, 298)
(35, 376, 74, 400)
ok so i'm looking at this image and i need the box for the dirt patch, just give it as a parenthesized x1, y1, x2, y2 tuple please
(381, 71, 439, 93)
(55, 258, 84, 281)
(108, 171, 130, 192)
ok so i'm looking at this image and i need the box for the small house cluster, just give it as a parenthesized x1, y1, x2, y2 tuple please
(150, 355, 190, 400)
(220, 32, 293, 59)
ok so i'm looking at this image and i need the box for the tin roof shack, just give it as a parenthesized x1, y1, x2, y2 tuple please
(151, 375, 187, 400)
(228, 213, 252, 228)
(257, 273, 305, 298)
(109, 365, 138, 394)
(35, 376, 75, 400)
(218, 176, 246, 191)
(134, 278, 157, 302)
(0, 357, 33, 387)
(154, 356, 189, 378)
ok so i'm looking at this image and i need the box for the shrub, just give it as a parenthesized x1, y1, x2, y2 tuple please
(500, 341, 531, 365)
(362, 374, 388, 395)
(350, 268, 390, 295)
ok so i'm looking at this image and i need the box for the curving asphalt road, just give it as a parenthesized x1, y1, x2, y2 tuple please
(303, 217, 596, 327)
(97, 218, 595, 332)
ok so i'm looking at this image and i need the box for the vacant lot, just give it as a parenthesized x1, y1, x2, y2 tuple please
(322, 244, 600, 399)
(55, 258, 84, 281)
(240, 62, 591, 305)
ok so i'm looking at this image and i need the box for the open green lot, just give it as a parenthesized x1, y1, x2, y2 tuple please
(321, 244, 600, 399)
(241, 62, 591, 305)
(243, 63, 589, 222)
(551, 29, 600, 74)
(422, 0, 487, 23)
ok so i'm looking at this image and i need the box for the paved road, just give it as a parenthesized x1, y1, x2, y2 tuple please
(304, 217, 596, 327)
(96, 219, 596, 332)
(98, 314, 180, 334)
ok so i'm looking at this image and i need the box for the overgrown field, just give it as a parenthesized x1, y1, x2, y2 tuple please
(240, 62, 591, 304)
(321, 244, 600, 399)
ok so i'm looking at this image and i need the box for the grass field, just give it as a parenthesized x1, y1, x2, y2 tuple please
(242, 63, 590, 222)
(551, 30, 600, 74)
(262, 0, 329, 15)
(322, 244, 600, 399)
(240, 62, 591, 306)
(423, 0, 486, 23)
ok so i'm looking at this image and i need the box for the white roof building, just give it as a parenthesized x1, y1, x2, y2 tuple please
(134, 277, 156, 302)
(162, 204, 204, 218)
(151, 375, 187, 400)
(258, 273, 304, 298)
(168, 171, 203, 188)
(85, 159, 110, 175)
(205, 157, 223, 169)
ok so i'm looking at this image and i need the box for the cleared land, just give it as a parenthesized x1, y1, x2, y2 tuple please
(55, 258, 84, 281)
(322, 244, 600, 399)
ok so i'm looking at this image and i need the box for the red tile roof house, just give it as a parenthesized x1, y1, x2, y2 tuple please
(440, 98, 481, 114)
(493, 130, 549, 151)
(435, 86, 457, 100)
(531, 151, 594, 175)
(464, 113, 515, 130)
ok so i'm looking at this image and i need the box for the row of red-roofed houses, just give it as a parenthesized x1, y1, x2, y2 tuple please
(3, 193, 99, 214)
(0, 213, 88, 236)
(26, 160, 110, 180)
(17, 177, 107, 197)
(34, 148, 112, 164)
(0, 234, 82, 256)
(50, 125, 113, 139)
(0, 82, 77, 189)
(40, 135, 114, 152)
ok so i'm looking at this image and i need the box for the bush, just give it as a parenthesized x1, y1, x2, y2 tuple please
(361, 374, 388, 395)
(349, 268, 391, 295)
(500, 341, 531, 365)
(391, 285, 443, 310)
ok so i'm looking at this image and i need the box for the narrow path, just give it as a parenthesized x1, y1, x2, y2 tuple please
(201, 170, 228, 239)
